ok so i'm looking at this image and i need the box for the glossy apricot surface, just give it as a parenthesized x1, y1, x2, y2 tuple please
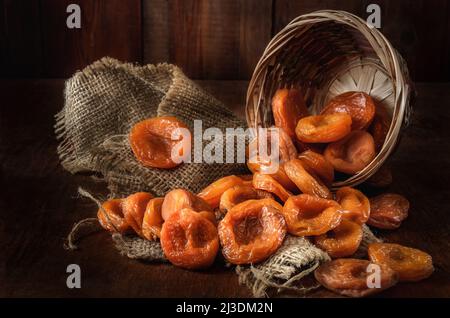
(252, 173, 292, 202)
(162, 189, 212, 221)
(298, 150, 334, 186)
(368, 243, 434, 282)
(122, 192, 154, 237)
(321, 92, 376, 130)
(324, 130, 376, 174)
(218, 199, 286, 264)
(314, 220, 363, 258)
(367, 193, 409, 229)
(282, 194, 342, 236)
(197, 175, 245, 209)
(295, 114, 352, 143)
(129, 116, 190, 169)
(142, 197, 164, 240)
(161, 208, 219, 269)
(336, 187, 370, 224)
(272, 88, 309, 138)
(97, 199, 130, 234)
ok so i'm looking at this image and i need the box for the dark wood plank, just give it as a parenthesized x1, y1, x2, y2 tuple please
(142, 0, 272, 80)
(39, 0, 142, 77)
(0, 0, 43, 77)
(1, 79, 450, 297)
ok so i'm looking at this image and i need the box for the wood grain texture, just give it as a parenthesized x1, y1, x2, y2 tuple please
(39, 0, 142, 77)
(142, 0, 272, 79)
(1, 79, 450, 297)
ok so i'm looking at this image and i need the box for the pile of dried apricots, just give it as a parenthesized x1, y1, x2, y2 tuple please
(96, 89, 433, 297)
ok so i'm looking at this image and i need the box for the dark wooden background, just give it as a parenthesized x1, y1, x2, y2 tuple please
(1, 0, 450, 81)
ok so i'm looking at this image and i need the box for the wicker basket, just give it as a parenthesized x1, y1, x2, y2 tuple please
(246, 10, 413, 190)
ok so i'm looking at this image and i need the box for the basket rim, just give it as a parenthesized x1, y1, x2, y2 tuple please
(245, 10, 413, 189)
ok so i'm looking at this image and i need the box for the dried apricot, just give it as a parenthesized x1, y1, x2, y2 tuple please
(321, 92, 376, 130)
(282, 194, 342, 236)
(284, 159, 332, 199)
(295, 114, 352, 143)
(198, 175, 246, 209)
(248, 127, 298, 163)
(272, 88, 309, 138)
(247, 156, 298, 193)
(252, 173, 292, 202)
(97, 199, 131, 234)
(142, 197, 164, 240)
(367, 193, 409, 229)
(324, 130, 376, 174)
(335, 187, 370, 224)
(218, 199, 286, 264)
(197, 211, 217, 225)
(161, 208, 219, 269)
(162, 189, 212, 221)
(314, 259, 398, 297)
(367, 165, 392, 187)
(219, 185, 270, 214)
(129, 116, 190, 169)
(369, 103, 391, 151)
(368, 243, 434, 282)
(314, 220, 363, 258)
(122, 192, 154, 237)
(298, 150, 334, 186)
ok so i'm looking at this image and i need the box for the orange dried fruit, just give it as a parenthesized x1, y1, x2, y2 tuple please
(218, 199, 286, 265)
(247, 156, 298, 193)
(248, 127, 298, 163)
(335, 187, 370, 224)
(284, 159, 332, 199)
(252, 173, 292, 202)
(295, 113, 352, 143)
(97, 199, 131, 234)
(219, 185, 271, 214)
(122, 192, 154, 237)
(161, 208, 219, 269)
(369, 103, 391, 151)
(272, 88, 309, 138)
(162, 189, 212, 221)
(321, 92, 376, 130)
(142, 197, 165, 240)
(368, 243, 434, 282)
(282, 194, 343, 236)
(324, 130, 376, 174)
(198, 175, 247, 209)
(197, 211, 217, 225)
(314, 220, 363, 258)
(367, 193, 409, 229)
(129, 116, 190, 169)
(314, 259, 398, 297)
(298, 150, 334, 186)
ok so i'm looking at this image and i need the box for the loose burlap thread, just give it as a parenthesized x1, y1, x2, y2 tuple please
(57, 57, 381, 298)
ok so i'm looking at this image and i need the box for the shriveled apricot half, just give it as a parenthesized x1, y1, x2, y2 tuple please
(298, 150, 334, 186)
(282, 194, 342, 236)
(336, 187, 370, 224)
(247, 156, 298, 193)
(248, 127, 298, 163)
(295, 114, 352, 143)
(197, 175, 246, 209)
(315, 259, 398, 297)
(321, 92, 376, 130)
(314, 220, 363, 258)
(272, 88, 309, 138)
(122, 192, 154, 237)
(368, 243, 434, 282)
(220, 185, 264, 214)
(284, 159, 332, 199)
(97, 198, 131, 234)
(161, 208, 219, 269)
(218, 199, 286, 265)
(367, 193, 409, 229)
(142, 197, 164, 240)
(129, 116, 190, 169)
(369, 103, 391, 151)
(162, 188, 212, 221)
(252, 173, 292, 202)
(324, 130, 376, 174)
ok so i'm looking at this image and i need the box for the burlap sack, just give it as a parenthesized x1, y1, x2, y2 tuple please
(58, 57, 380, 298)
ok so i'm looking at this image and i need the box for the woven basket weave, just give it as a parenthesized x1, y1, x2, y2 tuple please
(246, 10, 413, 189)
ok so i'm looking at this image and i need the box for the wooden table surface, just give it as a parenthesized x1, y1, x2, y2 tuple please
(1, 79, 449, 298)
